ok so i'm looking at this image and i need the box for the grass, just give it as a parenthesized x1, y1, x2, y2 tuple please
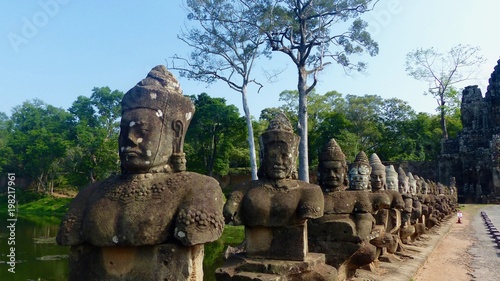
(17, 196, 73, 217)
(0, 192, 73, 222)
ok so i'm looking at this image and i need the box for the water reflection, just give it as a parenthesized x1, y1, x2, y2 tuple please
(0, 214, 243, 281)
(0, 214, 69, 281)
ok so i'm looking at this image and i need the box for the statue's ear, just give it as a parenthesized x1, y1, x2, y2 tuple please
(172, 119, 184, 153)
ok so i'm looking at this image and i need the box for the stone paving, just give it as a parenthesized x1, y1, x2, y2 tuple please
(352, 215, 454, 281)
(351, 205, 500, 281)
(469, 205, 500, 281)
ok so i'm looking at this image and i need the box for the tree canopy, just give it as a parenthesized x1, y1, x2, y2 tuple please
(251, 0, 380, 181)
(0, 89, 455, 194)
(405, 44, 484, 139)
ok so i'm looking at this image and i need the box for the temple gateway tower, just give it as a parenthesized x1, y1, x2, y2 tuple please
(439, 59, 500, 203)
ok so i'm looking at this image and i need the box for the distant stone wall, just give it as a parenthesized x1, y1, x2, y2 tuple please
(385, 161, 438, 183)
(437, 59, 500, 203)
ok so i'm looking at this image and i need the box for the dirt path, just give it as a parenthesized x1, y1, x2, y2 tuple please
(414, 206, 476, 281)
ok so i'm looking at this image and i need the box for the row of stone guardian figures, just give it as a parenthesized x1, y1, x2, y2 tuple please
(57, 66, 458, 281)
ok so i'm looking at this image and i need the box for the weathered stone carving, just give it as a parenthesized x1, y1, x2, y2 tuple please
(309, 143, 378, 280)
(56, 65, 225, 281)
(439, 59, 500, 203)
(218, 114, 336, 281)
(398, 167, 415, 244)
(407, 172, 426, 241)
(368, 154, 404, 262)
(348, 151, 371, 191)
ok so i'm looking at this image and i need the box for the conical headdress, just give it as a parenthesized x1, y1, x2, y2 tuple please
(386, 165, 397, 178)
(319, 138, 346, 163)
(369, 153, 385, 172)
(398, 167, 407, 181)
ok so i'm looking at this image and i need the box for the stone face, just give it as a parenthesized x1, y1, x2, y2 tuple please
(309, 143, 387, 280)
(439, 59, 500, 203)
(219, 114, 336, 281)
(57, 65, 224, 281)
(348, 151, 371, 190)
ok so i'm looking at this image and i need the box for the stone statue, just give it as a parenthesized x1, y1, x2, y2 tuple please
(56, 66, 225, 281)
(397, 167, 415, 244)
(309, 143, 379, 280)
(408, 172, 425, 241)
(368, 154, 404, 262)
(385, 165, 398, 191)
(348, 151, 371, 191)
(218, 113, 336, 281)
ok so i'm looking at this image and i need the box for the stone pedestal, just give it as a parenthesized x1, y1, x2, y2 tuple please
(215, 253, 337, 281)
(68, 243, 204, 281)
(245, 225, 307, 260)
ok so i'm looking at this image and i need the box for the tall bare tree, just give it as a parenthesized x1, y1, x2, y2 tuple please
(171, 0, 271, 180)
(405, 44, 485, 139)
(250, 0, 379, 181)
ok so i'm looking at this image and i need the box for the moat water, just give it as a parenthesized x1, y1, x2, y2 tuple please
(0, 213, 238, 281)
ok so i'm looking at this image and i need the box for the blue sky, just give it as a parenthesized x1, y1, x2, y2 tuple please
(1, 0, 499, 118)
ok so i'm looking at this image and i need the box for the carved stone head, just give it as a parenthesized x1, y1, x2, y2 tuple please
(258, 113, 299, 180)
(385, 165, 398, 191)
(318, 138, 348, 191)
(407, 172, 416, 195)
(369, 153, 386, 191)
(421, 180, 428, 194)
(398, 167, 409, 194)
(414, 175, 422, 194)
(119, 65, 195, 174)
(348, 151, 371, 190)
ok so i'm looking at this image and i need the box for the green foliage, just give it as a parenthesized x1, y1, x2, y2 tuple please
(0, 84, 455, 198)
(17, 196, 73, 217)
(0, 87, 123, 194)
(186, 93, 247, 176)
(0, 112, 13, 172)
(67, 87, 123, 187)
(6, 99, 72, 193)
(405, 44, 484, 139)
(203, 225, 244, 281)
(261, 90, 447, 164)
(250, 0, 380, 181)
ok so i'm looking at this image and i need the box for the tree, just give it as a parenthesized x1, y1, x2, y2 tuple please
(377, 98, 418, 161)
(0, 112, 13, 172)
(8, 99, 72, 193)
(67, 87, 123, 187)
(185, 93, 247, 176)
(172, 0, 270, 180)
(405, 44, 485, 139)
(276, 89, 347, 164)
(252, 0, 379, 181)
(340, 94, 384, 153)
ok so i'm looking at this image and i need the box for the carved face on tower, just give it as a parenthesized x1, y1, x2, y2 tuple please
(348, 151, 371, 190)
(369, 153, 386, 192)
(318, 139, 348, 191)
(118, 65, 194, 174)
(258, 113, 299, 180)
